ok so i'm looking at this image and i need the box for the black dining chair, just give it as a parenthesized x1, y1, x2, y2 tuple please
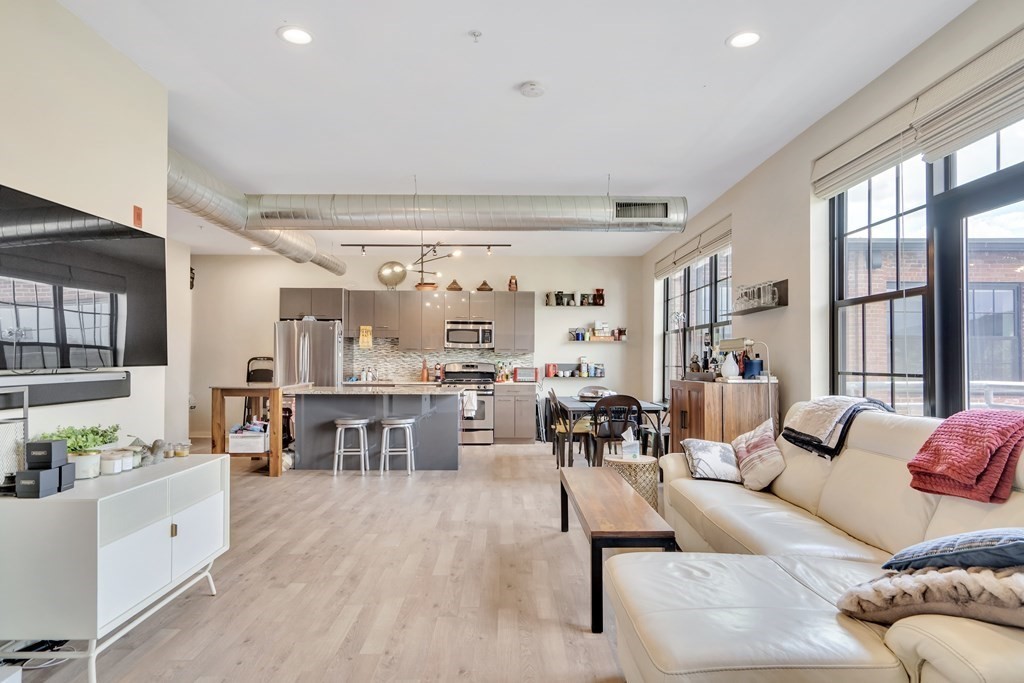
(548, 389, 593, 468)
(590, 395, 642, 467)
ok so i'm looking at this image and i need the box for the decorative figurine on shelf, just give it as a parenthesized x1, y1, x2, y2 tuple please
(689, 354, 702, 373)
(477, 280, 493, 291)
(580, 293, 591, 306)
(593, 288, 605, 306)
(555, 291, 564, 306)
(508, 275, 518, 291)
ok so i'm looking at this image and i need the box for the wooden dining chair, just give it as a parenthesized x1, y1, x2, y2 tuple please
(548, 389, 592, 468)
(590, 394, 642, 467)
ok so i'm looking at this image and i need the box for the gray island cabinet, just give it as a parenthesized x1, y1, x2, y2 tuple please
(288, 385, 462, 471)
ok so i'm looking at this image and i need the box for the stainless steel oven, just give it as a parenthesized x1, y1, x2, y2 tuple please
(444, 320, 494, 349)
(444, 362, 496, 445)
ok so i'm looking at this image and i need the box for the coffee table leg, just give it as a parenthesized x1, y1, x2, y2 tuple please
(560, 480, 569, 532)
(591, 539, 605, 633)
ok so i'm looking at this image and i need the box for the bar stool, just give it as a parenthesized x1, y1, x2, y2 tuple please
(380, 417, 416, 474)
(333, 418, 371, 475)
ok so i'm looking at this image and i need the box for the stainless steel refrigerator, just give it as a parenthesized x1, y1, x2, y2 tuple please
(274, 320, 343, 387)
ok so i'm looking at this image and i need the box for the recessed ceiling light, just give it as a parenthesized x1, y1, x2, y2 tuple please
(277, 25, 313, 45)
(520, 81, 545, 98)
(250, 246, 262, 251)
(727, 31, 760, 48)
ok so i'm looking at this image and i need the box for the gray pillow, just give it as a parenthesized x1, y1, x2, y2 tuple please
(681, 438, 741, 483)
(883, 528, 1024, 571)
(838, 565, 1024, 628)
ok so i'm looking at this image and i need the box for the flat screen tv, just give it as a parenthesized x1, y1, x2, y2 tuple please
(0, 185, 167, 371)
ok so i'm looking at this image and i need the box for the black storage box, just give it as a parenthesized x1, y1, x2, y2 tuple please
(26, 440, 68, 470)
(15, 468, 59, 498)
(58, 462, 76, 492)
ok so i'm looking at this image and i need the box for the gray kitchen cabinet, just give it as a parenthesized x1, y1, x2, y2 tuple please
(514, 396, 536, 440)
(495, 383, 537, 443)
(469, 291, 494, 320)
(421, 292, 444, 350)
(279, 288, 312, 320)
(374, 291, 400, 338)
(398, 291, 422, 350)
(344, 290, 374, 337)
(310, 288, 345, 320)
(494, 396, 516, 440)
(514, 291, 535, 352)
(494, 292, 515, 352)
(444, 291, 470, 319)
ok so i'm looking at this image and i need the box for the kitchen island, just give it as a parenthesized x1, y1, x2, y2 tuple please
(288, 384, 463, 471)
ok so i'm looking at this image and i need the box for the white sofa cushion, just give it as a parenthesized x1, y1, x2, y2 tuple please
(769, 436, 834, 515)
(605, 553, 909, 683)
(817, 447, 941, 554)
(668, 477, 890, 563)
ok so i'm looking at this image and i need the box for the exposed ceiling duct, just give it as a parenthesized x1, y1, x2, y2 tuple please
(247, 194, 687, 232)
(167, 149, 347, 275)
(167, 148, 687, 273)
(0, 207, 123, 245)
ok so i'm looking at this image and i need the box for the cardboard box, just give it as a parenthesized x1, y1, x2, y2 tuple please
(15, 468, 60, 498)
(26, 440, 68, 470)
(58, 462, 76, 492)
(228, 432, 269, 453)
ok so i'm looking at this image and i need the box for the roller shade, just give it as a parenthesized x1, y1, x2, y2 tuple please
(913, 28, 1024, 162)
(811, 27, 1024, 199)
(654, 216, 731, 279)
(0, 253, 127, 294)
(811, 103, 918, 199)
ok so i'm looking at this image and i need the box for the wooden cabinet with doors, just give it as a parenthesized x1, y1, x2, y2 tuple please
(669, 379, 779, 449)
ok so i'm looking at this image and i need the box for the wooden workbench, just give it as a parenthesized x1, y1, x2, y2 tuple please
(211, 385, 284, 477)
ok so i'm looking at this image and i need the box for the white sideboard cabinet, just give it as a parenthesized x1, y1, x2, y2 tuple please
(0, 455, 230, 682)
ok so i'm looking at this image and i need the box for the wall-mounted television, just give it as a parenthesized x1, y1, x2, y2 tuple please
(0, 185, 167, 371)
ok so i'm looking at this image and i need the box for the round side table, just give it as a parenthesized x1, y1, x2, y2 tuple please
(605, 455, 660, 510)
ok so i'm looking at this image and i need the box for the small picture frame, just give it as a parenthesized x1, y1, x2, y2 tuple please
(580, 293, 591, 306)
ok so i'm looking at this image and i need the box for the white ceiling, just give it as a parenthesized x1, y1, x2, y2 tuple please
(63, 0, 975, 257)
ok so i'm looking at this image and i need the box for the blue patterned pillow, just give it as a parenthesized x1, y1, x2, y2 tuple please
(883, 528, 1024, 571)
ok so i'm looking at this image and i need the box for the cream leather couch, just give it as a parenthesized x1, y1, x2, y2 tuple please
(606, 405, 1024, 683)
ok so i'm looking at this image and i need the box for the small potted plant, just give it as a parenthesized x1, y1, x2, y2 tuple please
(34, 424, 121, 479)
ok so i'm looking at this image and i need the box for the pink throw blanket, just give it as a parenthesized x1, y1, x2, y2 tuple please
(908, 410, 1024, 504)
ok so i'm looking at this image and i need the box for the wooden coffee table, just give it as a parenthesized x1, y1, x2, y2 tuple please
(560, 467, 677, 633)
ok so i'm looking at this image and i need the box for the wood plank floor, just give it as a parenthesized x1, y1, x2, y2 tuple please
(24, 443, 655, 683)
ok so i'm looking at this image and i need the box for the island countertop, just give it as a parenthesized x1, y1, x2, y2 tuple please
(287, 384, 463, 396)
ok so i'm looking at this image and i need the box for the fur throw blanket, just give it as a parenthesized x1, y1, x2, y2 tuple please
(838, 565, 1024, 628)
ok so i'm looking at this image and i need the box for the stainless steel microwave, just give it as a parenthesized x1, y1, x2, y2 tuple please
(445, 320, 494, 349)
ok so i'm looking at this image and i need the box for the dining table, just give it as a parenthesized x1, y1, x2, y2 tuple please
(556, 395, 668, 466)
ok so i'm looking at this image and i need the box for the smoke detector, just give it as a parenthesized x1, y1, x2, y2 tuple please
(519, 81, 545, 98)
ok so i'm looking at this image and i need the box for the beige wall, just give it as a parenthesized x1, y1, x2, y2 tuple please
(165, 240, 193, 441)
(189, 254, 643, 437)
(642, 0, 1024, 413)
(0, 0, 169, 438)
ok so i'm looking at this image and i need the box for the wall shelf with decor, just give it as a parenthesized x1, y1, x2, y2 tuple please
(543, 362, 607, 379)
(731, 279, 788, 316)
(543, 289, 606, 307)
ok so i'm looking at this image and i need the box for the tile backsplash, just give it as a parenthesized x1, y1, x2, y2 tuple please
(344, 337, 534, 381)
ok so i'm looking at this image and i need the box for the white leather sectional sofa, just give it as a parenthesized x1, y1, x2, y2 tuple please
(606, 405, 1024, 682)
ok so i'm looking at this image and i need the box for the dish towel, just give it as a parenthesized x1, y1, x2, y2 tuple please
(782, 396, 893, 459)
(908, 410, 1024, 504)
(461, 390, 478, 419)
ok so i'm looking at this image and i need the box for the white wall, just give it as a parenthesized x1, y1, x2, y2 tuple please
(165, 240, 193, 441)
(641, 0, 1024, 413)
(0, 0, 168, 439)
(189, 254, 643, 437)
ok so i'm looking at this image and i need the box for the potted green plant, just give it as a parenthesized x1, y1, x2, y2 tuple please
(34, 424, 121, 479)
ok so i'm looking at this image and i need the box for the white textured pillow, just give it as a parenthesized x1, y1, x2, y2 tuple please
(731, 419, 786, 491)
(838, 565, 1024, 628)
(681, 439, 741, 483)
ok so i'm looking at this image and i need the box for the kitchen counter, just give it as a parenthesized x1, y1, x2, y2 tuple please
(291, 387, 461, 471)
(289, 384, 462, 396)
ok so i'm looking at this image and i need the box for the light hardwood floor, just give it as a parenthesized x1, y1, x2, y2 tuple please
(25, 443, 652, 682)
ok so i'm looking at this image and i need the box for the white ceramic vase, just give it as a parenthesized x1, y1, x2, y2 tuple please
(721, 352, 741, 379)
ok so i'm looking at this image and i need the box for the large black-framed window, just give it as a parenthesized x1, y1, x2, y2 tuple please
(0, 276, 117, 369)
(662, 247, 732, 400)
(831, 117, 1024, 416)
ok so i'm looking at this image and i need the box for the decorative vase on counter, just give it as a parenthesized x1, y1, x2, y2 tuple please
(721, 352, 741, 379)
(593, 288, 605, 306)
